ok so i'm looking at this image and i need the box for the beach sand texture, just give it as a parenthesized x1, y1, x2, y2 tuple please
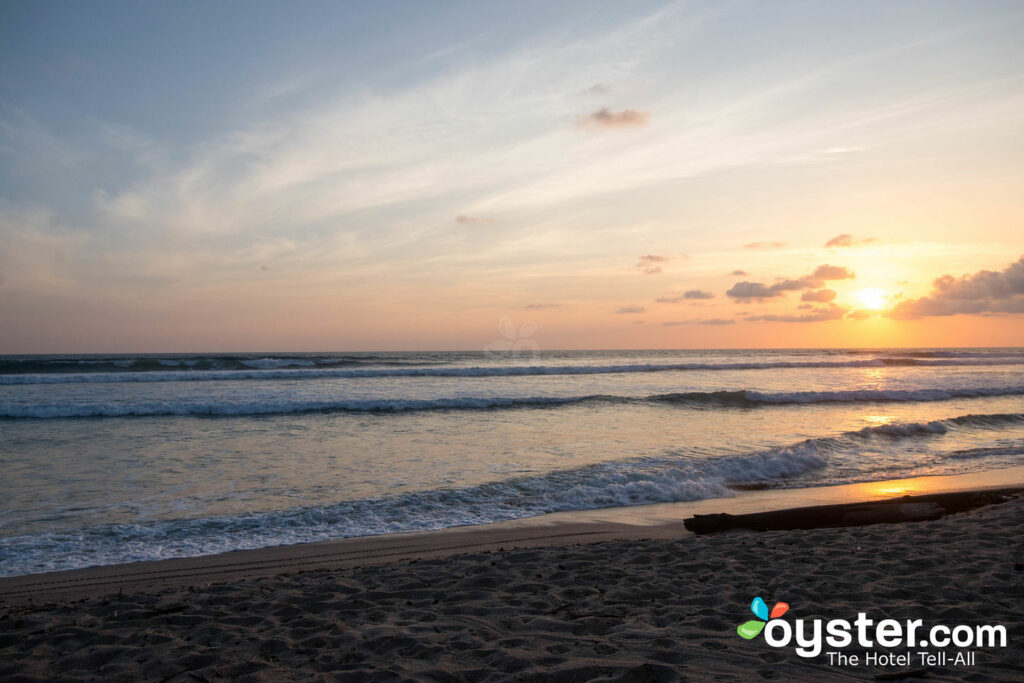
(2, 493, 1021, 681)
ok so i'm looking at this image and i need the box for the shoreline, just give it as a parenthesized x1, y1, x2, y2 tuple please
(4, 465, 1024, 605)
(2, 473, 1022, 680)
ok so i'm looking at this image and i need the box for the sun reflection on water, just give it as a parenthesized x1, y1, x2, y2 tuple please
(859, 367, 889, 389)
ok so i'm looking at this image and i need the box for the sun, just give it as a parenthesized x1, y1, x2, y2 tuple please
(856, 287, 889, 310)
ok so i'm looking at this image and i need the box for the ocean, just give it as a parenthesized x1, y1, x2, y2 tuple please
(1, 347, 1022, 578)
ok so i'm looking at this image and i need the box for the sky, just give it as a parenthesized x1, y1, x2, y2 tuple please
(1, 0, 1022, 353)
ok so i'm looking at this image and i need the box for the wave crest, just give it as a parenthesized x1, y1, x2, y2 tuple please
(4, 355, 1024, 385)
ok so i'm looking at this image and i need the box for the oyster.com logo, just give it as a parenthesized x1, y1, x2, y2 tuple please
(737, 596, 789, 640)
(735, 595, 1007, 667)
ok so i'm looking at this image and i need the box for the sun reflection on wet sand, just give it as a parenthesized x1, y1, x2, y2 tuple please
(863, 483, 926, 497)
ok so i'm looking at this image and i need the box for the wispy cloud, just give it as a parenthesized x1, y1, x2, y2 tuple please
(846, 309, 875, 320)
(523, 302, 561, 309)
(825, 233, 876, 248)
(0, 204, 94, 291)
(634, 254, 669, 275)
(90, 9, 678, 245)
(0, 104, 79, 165)
(657, 289, 714, 302)
(579, 107, 650, 129)
(663, 318, 735, 325)
(455, 214, 495, 225)
(616, 305, 646, 314)
(743, 241, 786, 250)
(746, 304, 848, 323)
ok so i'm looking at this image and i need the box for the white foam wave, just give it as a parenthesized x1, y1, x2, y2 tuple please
(0, 439, 828, 576)
(3, 386, 1023, 419)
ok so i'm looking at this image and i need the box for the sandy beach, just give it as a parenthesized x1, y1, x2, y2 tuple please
(2, 472, 1022, 681)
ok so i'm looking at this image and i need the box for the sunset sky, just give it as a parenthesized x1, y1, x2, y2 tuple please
(1, 0, 1022, 352)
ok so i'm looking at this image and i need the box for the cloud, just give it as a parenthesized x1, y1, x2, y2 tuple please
(728, 264, 853, 301)
(726, 282, 782, 300)
(825, 234, 876, 248)
(455, 214, 494, 225)
(811, 264, 855, 280)
(730, 269, 748, 276)
(616, 306, 646, 314)
(580, 107, 650, 128)
(769, 277, 814, 292)
(657, 289, 714, 303)
(745, 304, 848, 323)
(523, 303, 561, 309)
(663, 318, 735, 326)
(743, 241, 786, 250)
(887, 256, 1024, 319)
(635, 254, 669, 275)
(801, 288, 837, 303)
(768, 267, 852, 292)
(846, 309, 875, 320)
(586, 83, 611, 95)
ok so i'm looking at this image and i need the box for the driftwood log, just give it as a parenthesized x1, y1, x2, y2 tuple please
(683, 489, 1020, 535)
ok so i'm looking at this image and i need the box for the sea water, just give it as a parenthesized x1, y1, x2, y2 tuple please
(1, 348, 1022, 577)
